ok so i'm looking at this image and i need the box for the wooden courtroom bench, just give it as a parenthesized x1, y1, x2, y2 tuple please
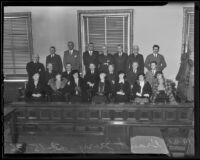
(5, 102, 194, 149)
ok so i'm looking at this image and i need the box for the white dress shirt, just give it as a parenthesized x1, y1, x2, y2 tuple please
(119, 79, 125, 84)
(153, 53, 157, 58)
(139, 80, 145, 94)
(51, 54, 55, 58)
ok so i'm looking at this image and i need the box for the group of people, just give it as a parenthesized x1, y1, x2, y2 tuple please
(25, 41, 177, 104)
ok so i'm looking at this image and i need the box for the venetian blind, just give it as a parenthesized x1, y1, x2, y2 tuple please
(3, 13, 32, 75)
(84, 15, 128, 54)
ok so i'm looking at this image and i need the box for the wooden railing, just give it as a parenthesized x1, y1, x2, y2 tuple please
(6, 102, 194, 140)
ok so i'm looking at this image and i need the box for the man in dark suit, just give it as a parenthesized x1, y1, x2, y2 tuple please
(63, 41, 81, 71)
(62, 63, 73, 81)
(26, 54, 45, 82)
(46, 46, 63, 73)
(84, 63, 99, 101)
(98, 45, 114, 73)
(113, 44, 128, 74)
(83, 42, 99, 73)
(144, 45, 167, 71)
(127, 45, 144, 73)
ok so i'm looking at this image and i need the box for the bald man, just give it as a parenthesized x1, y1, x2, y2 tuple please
(127, 45, 144, 73)
(63, 41, 81, 71)
(26, 54, 45, 82)
(98, 45, 114, 73)
(113, 44, 128, 74)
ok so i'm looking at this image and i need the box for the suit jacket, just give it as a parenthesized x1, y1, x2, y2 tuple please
(114, 80, 130, 97)
(70, 77, 85, 96)
(44, 71, 56, 85)
(26, 61, 45, 82)
(25, 80, 46, 98)
(94, 80, 111, 97)
(63, 50, 81, 71)
(132, 80, 152, 99)
(83, 50, 99, 72)
(144, 53, 167, 71)
(114, 52, 128, 74)
(127, 53, 144, 73)
(84, 69, 99, 86)
(98, 54, 114, 73)
(107, 72, 117, 84)
(62, 71, 73, 82)
(145, 69, 157, 87)
(46, 54, 63, 73)
(126, 69, 140, 86)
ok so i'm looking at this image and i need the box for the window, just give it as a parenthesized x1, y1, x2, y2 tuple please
(77, 9, 133, 72)
(3, 12, 33, 76)
(182, 7, 194, 53)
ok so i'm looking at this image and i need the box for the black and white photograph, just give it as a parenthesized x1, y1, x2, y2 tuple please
(2, 1, 197, 158)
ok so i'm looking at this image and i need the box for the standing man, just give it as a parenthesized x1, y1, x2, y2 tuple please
(63, 41, 81, 71)
(26, 54, 45, 82)
(83, 42, 99, 73)
(127, 45, 144, 73)
(144, 45, 167, 71)
(114, 44, 128, 74)
(46, 46, 63, 73)
(98, 45, 114, 73)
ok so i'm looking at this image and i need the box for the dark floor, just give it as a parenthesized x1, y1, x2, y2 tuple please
(4, 127, 194, 156)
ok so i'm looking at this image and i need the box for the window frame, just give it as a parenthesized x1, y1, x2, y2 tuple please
(181, 7, 194, 54)
(77, 9, 133, 73)
(3, 12, 33, 78)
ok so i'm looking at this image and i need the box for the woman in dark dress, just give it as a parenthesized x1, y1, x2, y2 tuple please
(114, 71, 130, 103)
(25, 72, 46, 102)
(47, 72, 70, 101)
(132, 73, 152, 104)
(92, 72, 112, 104)
(70, 70, 87, 103)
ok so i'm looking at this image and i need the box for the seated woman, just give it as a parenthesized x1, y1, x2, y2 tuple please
(92, 72, 111, 104)
(70, 70, 86, 103)
(152, 71, 177, 104)
(114, 71, 130, 103)
(47, 72, 70, 101)
(84, 63, 99, 102)
(25, 72, 46, 102)
(132, 73, 152, 104)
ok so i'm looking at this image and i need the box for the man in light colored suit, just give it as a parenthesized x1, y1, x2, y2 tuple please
(145, 61, 158, 87)
(144, 45, 167, 71)
(63, 41, 81, 71)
